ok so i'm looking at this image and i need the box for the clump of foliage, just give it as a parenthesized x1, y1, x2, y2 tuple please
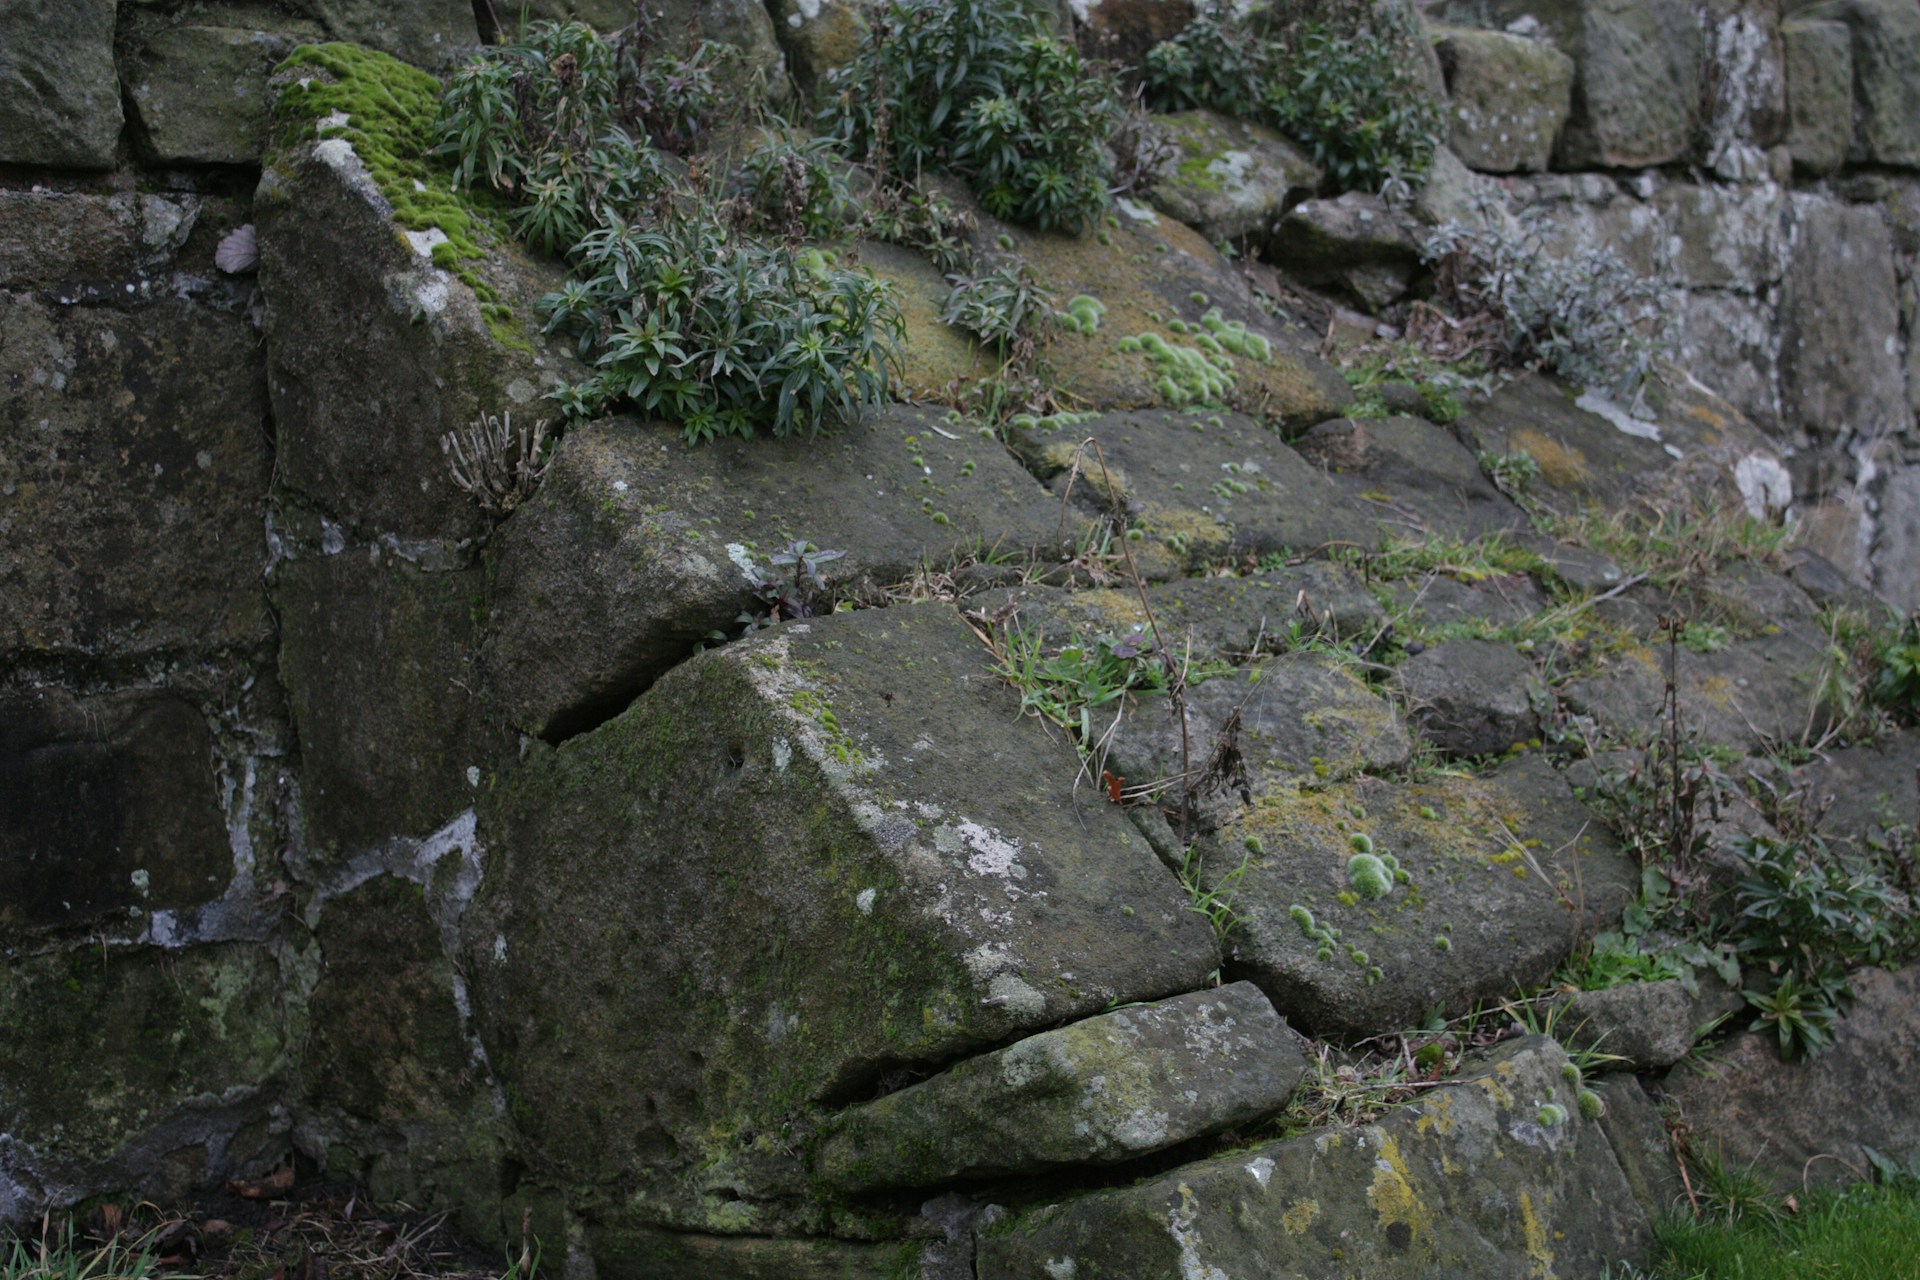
(1421, 211, 1670, 396)
(733, 130, 854, 241)
(820, 0, 1118, 230)
(1144, 1, 1443, 193)
(941, 254, 1054, 351)
(437, 21, 903, 444)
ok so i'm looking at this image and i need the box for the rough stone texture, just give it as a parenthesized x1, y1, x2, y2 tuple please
(0, 687, 232, 942)
(0, 0, 122, 169)
(1411, 144, 1510, 229)
(1656, 183, 1789, 293)
(303, 874, 504, 1223)
(815, 983, 1306, 1192)
(1382, 571, 1552, 633)
(1398, 639, 1543, 759)
(1699, 0, 1788, 177)
(1666, 963, 1920, 1190)
(1440, 0, 1703, 169)
(463, 605, 1218, 1232)
(257, 122, 573, 546)
(1147, 109, 1320, 246)
(1009, 409, 1375, 579)
(1872, 464, 1920, 610)
(1074, 0, 1194, 67)
(272, 553, 490, 861)
(974, 1036, 1655, 1278)
(587, 1228, 914, 1280)
(483, 406, 1071, 740)
(767, 0, 871, 89)
(1668, 289, 1784, 433)
(1109, 653, 1413, 816)
(1212, 755, 1637, 1037)
(1792, 729, 1920, 847)
(1784, 19, 1855, 175)
(1545, 979, 1714, 1070)
(284, 0, 478, 66)
(1291, 415, 1528, 540)
(1780, 196, 1909, 442)
(0, 943, 287, 1215)
(0, 291, 273, 663)
(873, 189, 1351, 422)
(1454, 372, 1788, 514)
(1563, 631, 1830, 753)
(1435, 27, 1576, 173)
(1591, 1076, 1688, 1220)
(122, 26, 296, 166)
(1797, 0, 1920, 168)
(1269, 194, 1423, 312)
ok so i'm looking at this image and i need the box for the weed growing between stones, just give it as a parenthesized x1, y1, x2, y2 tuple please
(441, 410, 552, 516)
(436, 21, 904, 443)
(1142, 0, 1443, 193)
(821, 0, 1119, 232)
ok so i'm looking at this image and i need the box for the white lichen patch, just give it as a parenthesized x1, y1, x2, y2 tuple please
(1167, 1184, 1230, 1280)
(404, 227, 450, 260)
(855, 887, 877, 915)
(1575, 390, 1662, 441)
(1205, 150, 1256, 196)
(952, 820, 1027, 879)
(987, 972, 1046, 1019)
(1245, 1155, 1275, 1189)
(1735, 453, 1792, 517)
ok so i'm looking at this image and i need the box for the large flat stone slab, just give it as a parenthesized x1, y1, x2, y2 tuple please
(1562, 630, 1830, 753)
(462, 604, 1218, 1229)
(973, 1036, 1655, 1279)
(1435, 27, 1576, 173)
(816, 982, 1305, 1193)
(484, 406, 1075, 740)
(1290, 414, 1529, 540)
(1009, 409, 1376, 578)
(0, 0, 122, 168)
(1208, 755, 1637, 1036)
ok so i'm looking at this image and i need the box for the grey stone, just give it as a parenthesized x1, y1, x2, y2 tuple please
(815, 983, 1306, 1192)
(768, 0, 873, 89)
(1872, 464, 1920, 610)
(0, 294, 273, 663)
(1780, 196, 1909, 443)
(1291, 415, 1530, 540)
(1547, 979, 1711, 1069)
(1073, 0, 1194, 67)
(1668, 289, 1784, 433)
(1798, 0, 1920, 168)
(1009, 409, 1376, 579)
(1517, 536, 1627, 594)
(0, 688, 233, 943)
(1148, 109, 1321, 246)
(1784, 19, 1854, 174)
(482, 406, 1072, 741)
(1562, 628, 1831, 753)
(1435, 28, 1576, 173)
(1212, 754, 1638, 1037)
(1108, 652, 1413, 818)
(974, 1036, 1655, 1278)
(585, 1228, 914, 1280)
(1381, 572, 1553, 632)
(1441, 0, 1704, 169)
(272, 553, 490, 861)
(123, 26, 296, 166)
(0, 943, 287, 1213)
(462, 605, 1218, 1230)
(0, 0, 121, 169)
(1411, 144, 1513, 229)
(1149, 564, 1390, 656)
(1399, 639, 1543, 758)
(284, 0, 479, 66)
(1654, 183, 1789, 292)
(1699, 0, 1789, 176)
(1792, 729, 1920, 848)
(1591, 1076, 1688, 1220)
(1270, 193, 1423, 312)
(1665, 963, 1920, 1191)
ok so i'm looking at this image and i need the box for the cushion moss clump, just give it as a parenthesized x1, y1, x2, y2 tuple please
(275, 43, 501, 301)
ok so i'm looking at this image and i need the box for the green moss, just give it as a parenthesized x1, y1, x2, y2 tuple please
(275, 43, 508, 313)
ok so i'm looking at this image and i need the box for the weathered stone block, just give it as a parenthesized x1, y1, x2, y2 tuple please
(1700, 0, 1789, 174)
(1780, 196, 1908, 442)
(463, 605, 1218, 1228)
(1655, 183, 1790, 292)
(482, 406, 1073, 741)
(124, 26, 295, 165)
(0, 943, 286, 1211)
(0, 0, 121, 169)
(1784, 19, 1854, 175)
(1291, 414, 1528, 539)
(1148, 109, 1320, 245)
(1668, 289, 1784, 433)
(974, 1036, 1655, 1278)
(1665, 963, 1920, 1191)
(0, 688, 233, 942)
(816, 983, 1306, 1192)
(283, 0, 478, 67)
(1211, 755, 1637, 1037)
(1591, 1075, 1688, 1220)
(1435, 28, 1575, 173)
(1269, 193, 1422, 312)
(1008, 409, 1375, 578)
(1562, 627, 1830, 752)
(272, 552, 489, 860)
(1798, 0, 1920, 168)
(1441, 0, 1703, 169)
(1399, 639, 1543, 758)
(0, 294, 273, 662)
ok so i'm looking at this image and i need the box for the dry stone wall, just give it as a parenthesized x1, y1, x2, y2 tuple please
(3, 1, 1920, 1278)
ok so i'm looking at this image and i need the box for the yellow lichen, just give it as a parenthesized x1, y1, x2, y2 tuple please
(1281, 1199, 1320, 1237)
(1364, 1133, 1434, 1243)
(1510, 429, 1591, 489)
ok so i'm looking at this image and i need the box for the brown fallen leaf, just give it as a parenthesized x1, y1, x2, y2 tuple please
(201, 1220, 233, 1239)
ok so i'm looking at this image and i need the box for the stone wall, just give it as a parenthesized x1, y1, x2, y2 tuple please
(3, 2, 1919, 1278)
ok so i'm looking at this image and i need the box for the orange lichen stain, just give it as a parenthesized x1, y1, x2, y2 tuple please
(1510, 430, 1590, 488)
(1694, 674, 1739, 710)
(1519, 1191, 1557, 1277)
(1682, 401, 1729, 431)
(1282, 1199, 1320, 1237)
(1364, 1134, 1434, 1243)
